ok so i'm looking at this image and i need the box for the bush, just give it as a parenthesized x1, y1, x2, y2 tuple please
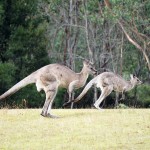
(0, 63, 16, 92)
(116, 103, 129, 109)
(136, 84, 150, 108)
(54, 88, 66, 108)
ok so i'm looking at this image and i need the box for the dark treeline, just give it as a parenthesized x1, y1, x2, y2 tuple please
(0, 0, 150, 108)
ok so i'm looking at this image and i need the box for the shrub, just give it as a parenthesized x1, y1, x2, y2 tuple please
(136, 84, 150, 108)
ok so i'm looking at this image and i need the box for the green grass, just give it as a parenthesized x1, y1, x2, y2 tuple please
(0, 109, 150, 150)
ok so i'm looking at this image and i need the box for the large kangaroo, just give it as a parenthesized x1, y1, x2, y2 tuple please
(0, 61, 97, 117)
(64, 72, 142, 109)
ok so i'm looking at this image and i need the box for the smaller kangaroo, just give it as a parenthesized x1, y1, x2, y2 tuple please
(65, 72, 142, 109)
(0, 60, 96, 118)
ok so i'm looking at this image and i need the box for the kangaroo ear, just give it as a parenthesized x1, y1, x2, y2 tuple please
(89, 61, 94, 65)
(83, 59, 89, 65)
(130, 74, 134, 79)
(130, 74, 136, 79)
(133, 74, 136, 78)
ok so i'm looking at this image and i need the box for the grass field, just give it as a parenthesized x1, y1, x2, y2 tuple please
(0, 109, 150, 150)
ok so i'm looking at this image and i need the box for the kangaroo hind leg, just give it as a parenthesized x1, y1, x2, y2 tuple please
(94, 85, 113, 110)
(39, 73, 59, 118)
(41, 82, 58, 118)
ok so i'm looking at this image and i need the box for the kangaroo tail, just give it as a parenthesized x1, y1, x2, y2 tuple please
(0, 74, 36, 100)
(73, 77, 97, 103)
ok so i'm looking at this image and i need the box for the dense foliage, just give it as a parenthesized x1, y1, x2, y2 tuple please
(0, 0, 150, 108)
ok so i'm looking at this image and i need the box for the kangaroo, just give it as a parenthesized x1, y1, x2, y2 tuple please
(0, 61, 97, 118)
(64, 72, 142, 109)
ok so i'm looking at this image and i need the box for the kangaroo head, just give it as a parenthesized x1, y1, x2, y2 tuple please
(130, 74, 142, 86)
(83, 60, 97, 75)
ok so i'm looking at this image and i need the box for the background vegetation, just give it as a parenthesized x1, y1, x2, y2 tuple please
(0, 0, 150, 108)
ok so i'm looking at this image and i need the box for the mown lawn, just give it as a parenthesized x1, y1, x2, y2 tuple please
(0, 109, 150, 150)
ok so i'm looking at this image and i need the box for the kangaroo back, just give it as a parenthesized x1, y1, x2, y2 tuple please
(73, 77, 97, 103)
(0, 74, 36, 100)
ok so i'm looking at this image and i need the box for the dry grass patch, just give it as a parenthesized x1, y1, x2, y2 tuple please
(0, 109, 150, 150)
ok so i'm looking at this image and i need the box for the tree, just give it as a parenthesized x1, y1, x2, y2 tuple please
(0, 0, 49, 107)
